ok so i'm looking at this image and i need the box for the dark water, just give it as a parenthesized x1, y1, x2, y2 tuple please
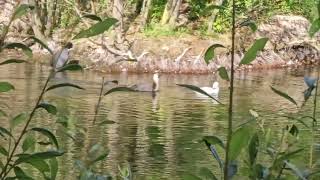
(0, 63, 319, 179)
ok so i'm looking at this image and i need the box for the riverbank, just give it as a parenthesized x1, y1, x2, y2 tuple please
(3, 15, 320, 74)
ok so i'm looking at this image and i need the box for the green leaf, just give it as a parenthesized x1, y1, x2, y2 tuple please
(28, 36, 53, 55)
(82, 14, 102, 22)
(21, 157, 50, 173)
(217, 67, 229, 81)
(229, 126, 252, 161)
(182, 174, 202, 180)
(275, 149, 304, 164)
(239, 20, 257, 32)
(176, 84, 223, 104)
(31, 128, 59, 149)
(36, 102, 57, 115)
(56, 64, 83, 72)
(22, 134, 35, 152)
(90, 151, 108, 165)
(10, 113, 27, 129)
(0, 145, 8, 156)
(0, 82, 15, 92)
(199, 167, 218, 180)
(0, 59, 27, 66)
(0, 126, 13, 138)
(204, 44, 225, 64)
(46, 83, 85, 92)
(16, 150, 64, 164)
(309, 18, 320, 37)
(284, 161, 307, 180)
(248, 133, 259, 166)
(0, 109, 7, 117)
(239, 38, 268, 65)
(203, 136, 225, 149)
(104, 86, 135, 96)
(270, 86, 297, 106)
(14, 166, 33, 180)
(49, 158, 58, 180)
(98, 120, 116, 125)
(73, 18, 118, 39)
(3, 43, 32, 58)
(12, 4, 34, 21)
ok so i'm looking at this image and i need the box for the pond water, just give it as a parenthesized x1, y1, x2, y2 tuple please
(0, 62, 319, 179)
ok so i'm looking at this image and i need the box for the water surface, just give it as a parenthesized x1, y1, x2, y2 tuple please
(0, 63, 319, 179)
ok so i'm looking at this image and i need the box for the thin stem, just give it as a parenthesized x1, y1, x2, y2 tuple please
(224, 0, 236, 179)
(309, 67, 319, 168)
(93, 77, 105, 124)
(0, 71, 54, 179)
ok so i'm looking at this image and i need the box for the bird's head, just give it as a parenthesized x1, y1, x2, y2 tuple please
(65, 42, 73, 49)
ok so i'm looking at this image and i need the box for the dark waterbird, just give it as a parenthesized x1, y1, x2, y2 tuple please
(130, 73, 160, 92)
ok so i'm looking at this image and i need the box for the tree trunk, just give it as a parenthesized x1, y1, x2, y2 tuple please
(112, 0, 124, 44)
(207, 0, 225, 34)
(161, 0, 182, 28)
(168, 0, 182, 27)
(161, 0, 173, 25)
(141, 0, 152, 26)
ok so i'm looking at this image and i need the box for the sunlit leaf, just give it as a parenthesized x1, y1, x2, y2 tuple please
(12, 4, 34, 20)
(199, 167, 218, 180)
(248, 133, 259, 166)
(270, 86, 297, 106)
(14, 166, 33, 180)
(22, 134, 35, 152)
(73, 18, 118, 39)
(182, 174, 202, 180)
(49, 158, 58, 180)
(0, 82, 15, 92)
(0, 59, 27, 66)
(204, 44, 225, 64)
(36, 102, 57, 115)
(284, 161, 307, 180)
(3, 43, 32, 58)
(56, 64, 83, 72)
(31, 128, 59, 149)
(10, 113, 27, 129)
(0, 145, 8, 156)
(239, 20, 258, 32)
(217, 67, 229, 81)
(28, 36, 53, 55)
(176, 84, 223, 104)
(309, 18, 320, 37)
(203, 136, 225, 149)
(239, 38, 268, 65)
(249, 109, 259, 118)
(104, 86, 135, 96)
(46, 83, 85, 92)
(82, 14, 102, 22)
(229, 126, 252, 161)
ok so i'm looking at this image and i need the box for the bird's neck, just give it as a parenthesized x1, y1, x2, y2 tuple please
(153, 79, 159, 91)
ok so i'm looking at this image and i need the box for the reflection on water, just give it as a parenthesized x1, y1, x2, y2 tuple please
(0, 63, 319, 179)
